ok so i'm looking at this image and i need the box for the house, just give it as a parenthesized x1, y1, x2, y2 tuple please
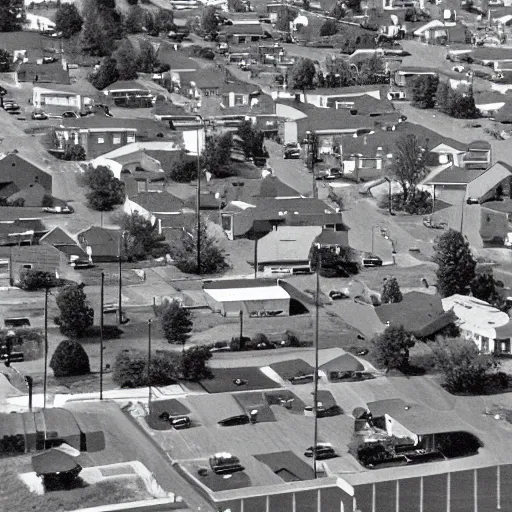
(16, 61, 70, 85)
(221, 23, 270, 44)
(0, 153, 52, 198)
(429, 139, 469, 168)
(473, 92, 507, 117)
(256, 226, 323, 274)
(220, 81, 260, 108)
(442, 294, 512, 353)
(374, 291, 457, 338)
(39, 227, 88, 263)
(102, 80, 154, 105)
(319, 353, 365, 381)
(0, 218, 48, 246)
(314, 229, 350, 250)
(203, 278, 290, 317)
(124, 191, 185, 228)
(54, 117, 173, 159)
(76, 227, 122, 263)
(379, 0, 424, 10)
(464, 140, 492, 171)
(393, 66, 437, 88)
(177, 69, 226, 100)
(426, 166, 486, 205)
(32, 85, 93, 112)
(471, 47, 512, 68)
(466, 160, 511, 203)
(413, 20, 448, 44)
(1, 244, 68, 285)
(221, 197, 346, 240)
(480, 199, 512, 246)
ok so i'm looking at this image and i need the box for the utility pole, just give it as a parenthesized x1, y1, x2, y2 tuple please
(43, 287, 48, 409)
(196, 116, 204, 275)
(100, 272, 104, 401)
(118, 233, 123, 325)
(313, 252, 320, 479)
(239, 310, 244, 350)
(253, 238, 258, 279)
(307, 131, 318, 199)
(147, 319, 152, 406)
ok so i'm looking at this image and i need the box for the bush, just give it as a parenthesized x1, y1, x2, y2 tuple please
(160, 299, 192, 347)
(127, 0, 138, 4)
(63, 145, 86, 161)
(230, 336, 251, 351)
(113, 350, 179, 387)
(19, 270, 55, 290)
(320, 19, 338, 37)
(167, 154, 197, 183)
(378, 191, 432, 215)
(372, 326, 415, 372)
(55, 283, 94, 338)
(50, 339, 90, 378)
(180, 346, 213, 381)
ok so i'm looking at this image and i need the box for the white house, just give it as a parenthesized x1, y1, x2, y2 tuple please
(33, 86, 91, 111)
(442, 294, 512, 353)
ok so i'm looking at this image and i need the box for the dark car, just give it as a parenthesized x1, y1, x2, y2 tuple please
(31, 111, 48, 120)
(218, 414, 250, 427)
(284, 142, 301, 159)
(209, 453, 245, 474)
(3, 101, 20, 112)
(362, 256, 383, 267)
(61, 111, 80, 119)
(304, 405, 343, 418)
(329, 290, 348, 300)
(304, 444, 338, 460)
(466, 197, 480, 204)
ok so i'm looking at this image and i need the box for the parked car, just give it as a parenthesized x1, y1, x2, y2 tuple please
(466, 197, 480, 204)
(362, 256, 383, 267)
(452, 65, 466, 73)
(304, 443, 338, 460)
(31, 111, 48, 120)
(329, 290, 348, 300)
(316, 168, 342, 180)
(218, 414, 250, 427)
(61, 111, 80, 119)
(284, 142, 301, 159)
(3, 101, 20, 112)
(42, 205, 74, 214)
(170, 416, 191, 430)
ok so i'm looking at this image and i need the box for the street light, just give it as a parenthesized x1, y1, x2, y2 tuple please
(147, 319, 152, 406)
(306, 131, 318, 199)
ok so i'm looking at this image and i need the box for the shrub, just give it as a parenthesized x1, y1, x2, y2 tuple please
(19, 270, 55, 290)
(160, 299, 192, 347)
(55, 283, 94, 338)
(372, 326, 415, 371)
(230, 336, 251, 351)
(63, 145, 86, 161)
(179, 346, 213, 381)
(50, 339, 90, 378)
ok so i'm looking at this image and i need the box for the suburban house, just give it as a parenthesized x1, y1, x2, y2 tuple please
(466, 161, 512, 203)
(442, 294, 512, 353)
(220, 81, 260, 108)
(221, 197, 346, 240)
(0, 153, 52, 199)
(203, 278, 290, 317)
(412, 20, 448, 44)
(76, 227, 123, 263)
(393, 66, 437, 88)
(102, 80, 154, 106)
(54, 117, 174, 159)
(0, 218, 48, 246)
(464, 140, 492, 170)
(426, 166, 485, 205)
(39, 227, 88, 264)
(374, 291, 457, 338)
(474, 92, 507, 117)
(177, 69, 226, 100)
(32, 85, 93, 112)
(471, 47, 512, 68)
(124, 190, 185, 229)
(256, 226, 323, 274)
(16, 61, 70, 85)
(1, 244, 69, 285)
(221, 23, 270, 44)
(480, 199, 512, 246)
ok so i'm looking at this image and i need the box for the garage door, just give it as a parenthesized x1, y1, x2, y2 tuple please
(435, 185, 466, 206)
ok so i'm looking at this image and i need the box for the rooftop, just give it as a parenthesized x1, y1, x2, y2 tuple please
(426, 166, 486, 185)
(128, 191, 184, 213)
(103, 80, 150, 92)
(204, 285, 290, 303)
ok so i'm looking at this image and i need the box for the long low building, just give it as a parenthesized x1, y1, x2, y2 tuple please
(203, 278, 290, 317)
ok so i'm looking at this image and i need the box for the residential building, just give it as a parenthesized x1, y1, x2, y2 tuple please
(221, 23, 269, 44)
(203, 278, 290, 316)
(54, 117, 174, 159)
(393, 66, 437, 88)
(124, 190, 185, 229)
(220, 81, 260, 108)
(412, 20, 448, 44)
(463, 140, 492, 170)
(221, 197, 346, 240)
(102, 80, 153, 101)
(442, 294, 512, 353)
(480, 199, 512, 246)
(76, 227, 122, 263)
(466, 160, 511, 202)
(0, 218, 47, 246)
(0, 153, 52, 197)
(32, 85, 93, 112)
(39, 227, 88, 263)
(374, 291, 456, 338)
(256, 226, 323, 274)
(426, 165, 485, 205)
(177, 69, 226, 101)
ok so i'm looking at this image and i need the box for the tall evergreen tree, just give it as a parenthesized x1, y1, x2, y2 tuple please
(381, 277, 403, 304)
(55, 284, 94, 338)
(55, 3, 83, 38)
(137, 39, 157, 73)
(0, 0, 24, 32)
(411, 75, 439, 109)
(433, 229, 476, 297)
(89, 57, 120, 90)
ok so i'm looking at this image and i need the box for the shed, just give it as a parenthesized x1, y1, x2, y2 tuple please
(204, 284, 290, 317)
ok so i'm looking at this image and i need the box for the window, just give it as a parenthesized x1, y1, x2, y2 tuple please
(113, 135, 121, 145)
(234, 94, 245, 106)
(22, 264, 32, 270)
(136, 180, 146, 192)
(127, 134, 135, 143)
(238, 36, 246, 43)
(97, 137, 104, 144)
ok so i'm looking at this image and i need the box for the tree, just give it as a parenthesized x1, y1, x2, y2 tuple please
(55, 4, 83, 38)
(170, 218, 228, 274)
(358, 55, 386, 85)
(372, 325, 415, 372)
(55, 283, 94, 338)
(125, 5, 145, 33)
(275, 6, 294, 32)
(450, 90, 480, 119)
(81, 0, 124, 56)
(324, 58, 355, 87)
(137, 39, 157, 73)
(470, 270, 503, 308)
(180, 346, 212, 380)
(289, 58, 316, 91)
(160, 299, 192, 348)
(228, 0, 246, 12)
(236, 121, 266, 159)
(391, 134, 429, 202)
(153, 9, 175, 35)
(303, 0, 311, 10)
(320, 19, 338, 37)
(411, 75, 439, 109)
(114, 39, 138, 80)
(436, 80, 450, 113)
(113, 350, 179, 387)
(0, 49, 11, 72)
(202, 6, 217, 34)
(118, 212, 170, 261)
(431, 338, 497, 394)
(19, 270, 55, 291)
(330, 2, 346, 19)
(83, 165, 125, 211)
(203, 132, 235, 178)
(381, 277, 403, 304)
(167, 151, 196, 183)
(89, 57, 120, 90)
(433, 229, 476, 297)
(63, 145, 86, 161)
(0, 0, 24, 32)
(50, 340, 90, 378)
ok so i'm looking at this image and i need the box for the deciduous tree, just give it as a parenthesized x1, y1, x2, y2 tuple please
(470, 269, 503, 308)
(180, 346, 212, 380)
(236, 121, 266, 158)
(202, 6, 218, 34)
(0, 0, 24, 32)
(55, 283, 94, 338)
(19, 270, 55, 291)
(167, 151, 197, 183)
(63, 145, 86, 161)
(203, 132, 235, 178)
(89, 57, 120, 90)
(125, 5, 145, 33)
(0, 49, 12, 72)
(411, 75, 439, 109)
(160, 299, 192, 348)
(137, 39, 157, 73)
(372, 325, 415, 372)
(381, 277, 403, 304)
(83, 165, 126, 211)
(50, 340, 90, 377)
(55, 4, 83, 38)
(114, 38, 138, 80)
(391, 134, 429, 202)
(320, 20, 338, 36)
(289, 58, 316, 91)
(433, 229, 476, 297)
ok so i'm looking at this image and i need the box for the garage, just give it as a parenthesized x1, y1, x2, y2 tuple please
(203, 280, 291, 317)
